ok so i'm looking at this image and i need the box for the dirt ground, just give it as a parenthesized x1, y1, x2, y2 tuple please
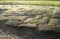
(0, 26, 60, 39)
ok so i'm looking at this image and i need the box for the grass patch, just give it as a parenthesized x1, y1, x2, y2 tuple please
(0, 1, 60, 6)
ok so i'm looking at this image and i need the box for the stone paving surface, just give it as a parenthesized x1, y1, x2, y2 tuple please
(0, 5, 60, 31)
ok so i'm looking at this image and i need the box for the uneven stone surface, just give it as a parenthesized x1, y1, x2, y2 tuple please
(16, 16, 29, 21)
(0, 5, 60, 39)
(19, 24, 36, 27)
(5, 20, 21, 27)
(38, 24, 52, 31)
(42, 17, 49, 24)
(35, 15, 42, 20)
(49, 19, 59, 25)
(0, 5, 60, 31)
(24, 18, 33, 23)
